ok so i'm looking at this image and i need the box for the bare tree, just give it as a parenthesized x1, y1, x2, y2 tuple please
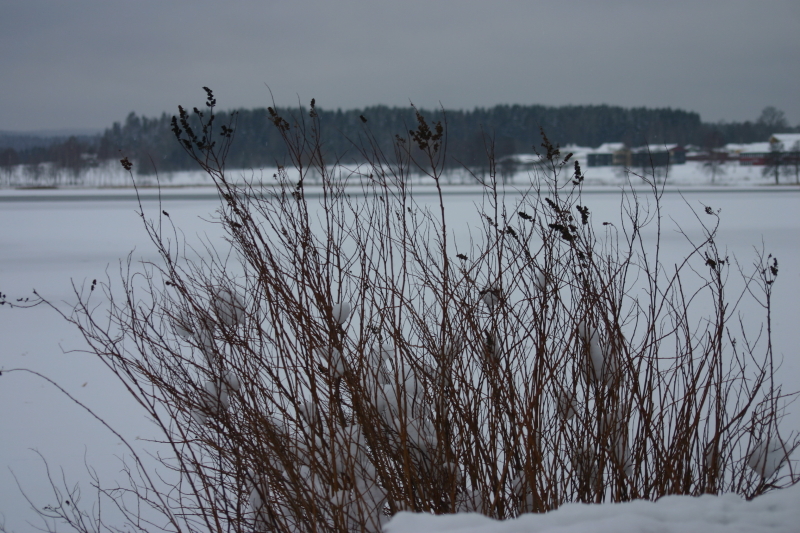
(757, 106, 789, 131)
(786, 141, 800, 185)
(701, 131, 727, 184)
(763, 140, 784, 185)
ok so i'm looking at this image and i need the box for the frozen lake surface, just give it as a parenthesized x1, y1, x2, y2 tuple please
(1, 187, 799, 532)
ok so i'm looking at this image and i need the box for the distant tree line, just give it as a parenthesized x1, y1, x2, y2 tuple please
(0, 135, 98, 174)
(2, 104, 797, 176)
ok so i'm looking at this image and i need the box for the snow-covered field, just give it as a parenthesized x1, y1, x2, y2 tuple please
(1, 157, 796, 190)
(1, 183, 799, 532)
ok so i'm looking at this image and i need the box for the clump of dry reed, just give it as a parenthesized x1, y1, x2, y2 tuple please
(18, 89, 798, 533)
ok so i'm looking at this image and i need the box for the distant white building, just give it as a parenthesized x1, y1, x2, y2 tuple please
(587, 143, 685, 167)
(769, 133, 800, 149)
(595, 142, 626, 153)
(587, 143, 627, 167)
(739, 133, 800, 165)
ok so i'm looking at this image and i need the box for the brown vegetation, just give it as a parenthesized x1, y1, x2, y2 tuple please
(9, 89, 798, 533)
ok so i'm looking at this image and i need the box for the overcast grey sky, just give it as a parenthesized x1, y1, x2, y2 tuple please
(1, 0, 799, 132)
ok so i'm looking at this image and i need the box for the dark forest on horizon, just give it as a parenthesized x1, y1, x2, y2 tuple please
(1, 103, 797, 175)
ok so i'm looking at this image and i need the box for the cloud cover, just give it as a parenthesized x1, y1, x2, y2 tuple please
(1, 0, 799, 131)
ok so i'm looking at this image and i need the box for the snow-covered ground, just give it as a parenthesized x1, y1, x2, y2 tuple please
(386, 482, 800, 533)
(1, 185, 799, 532)
(1, 156, 797, 190)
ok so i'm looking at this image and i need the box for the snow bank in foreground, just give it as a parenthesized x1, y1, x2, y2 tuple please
(384, 484, 800, 533)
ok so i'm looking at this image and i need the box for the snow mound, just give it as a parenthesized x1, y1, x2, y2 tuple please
(384, 484, 800, 533)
